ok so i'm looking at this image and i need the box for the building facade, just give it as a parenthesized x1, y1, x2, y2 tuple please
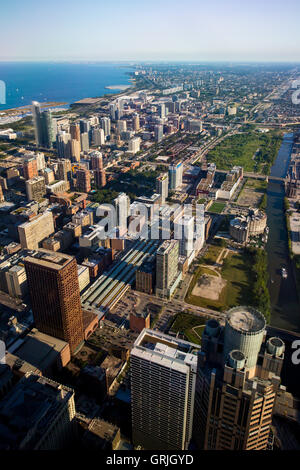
(24, 249, 84, 354)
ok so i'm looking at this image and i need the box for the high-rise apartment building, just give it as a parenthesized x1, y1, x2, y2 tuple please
(24, 249, 84, 354)
(194, 307, 285, 450)
(79, 119, 90, 135)
(169, 161, 183, 190)
(132, 113, 140, 131)
(76, 168, 91, 193)
(5, 265, 27, 298)
(18, 211, 55, 250)
(57, 159, 72, 182)
(156, 173, 169, 204)
(131, 329, 199, 450)
(159, 103, 166, 119)
(25, 176, 46, 201)
(70, 122, 80, 142)
(154, 124, 163, 142)
(100, 117, 111, 137)
(23, 157, 38, 181)
(128, 137, 140, 154)
(71, 138, 81, 162)
(109, 102, 118, 120)
(117, 120, 127, 133)
(35, 152, 46, 171)
(80, 132, 89, 153)
(94, 169, 106, 188)
(90, 151, 103, 170)
(57, 132, 72, 159)
(156, 239, 181, 299)
(92, 127, 105, 146)
(43, 167, 54, 185)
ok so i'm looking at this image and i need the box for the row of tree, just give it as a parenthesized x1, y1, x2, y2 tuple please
(244, 246, 271, 322)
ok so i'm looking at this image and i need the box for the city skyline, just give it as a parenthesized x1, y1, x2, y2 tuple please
(1, 0, 300, 62)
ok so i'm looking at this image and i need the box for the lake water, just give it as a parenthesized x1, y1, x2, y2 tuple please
(0, 62, 133, 110)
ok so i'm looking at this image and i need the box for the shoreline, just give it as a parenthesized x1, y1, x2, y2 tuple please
(0, 101, 67, 115)
(105, 84, 132, 91)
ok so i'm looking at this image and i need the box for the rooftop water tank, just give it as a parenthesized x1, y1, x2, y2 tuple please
(228, 349, 246, 370)
(205, 319, 220, 337)
(267, 337, 285, 357)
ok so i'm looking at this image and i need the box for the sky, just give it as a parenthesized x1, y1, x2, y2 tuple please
(1, 0, 300, 62)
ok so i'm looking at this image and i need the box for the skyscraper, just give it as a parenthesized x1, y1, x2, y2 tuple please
(90, 151, 103, 170)
(25, 176, 46, 202)
(128, 137, 140, 154)
(71, 138, 81, 162)
(23, 157, 38, 180)
(117, 120, 127, 134)
(32, 101, 54, 148)
(57, 132, 72, 159)
(70, 122, 80, 142)
(92, 127, 105, 146)
(76, 168, 91, 193)
(57, 159, 72, 182)
(169, 161, 183, 190)
(100, 117, 111, 137)
(156, 239, 181, 299)
(113, 192, 130, 236)
(94, 169, 106, 188)
(159, 103, 166, 119)
(156, 173, 169, 204)
(194, 307, 285, 450)
(132, 113, 140, 131)
(154, 124, 163, 143)
(24, 249, 84, 354)
(131, 328, 199, 450)
(80, 132, 89, 153)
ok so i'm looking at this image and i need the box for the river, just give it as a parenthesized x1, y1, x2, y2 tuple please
(266, 133, 300, 332)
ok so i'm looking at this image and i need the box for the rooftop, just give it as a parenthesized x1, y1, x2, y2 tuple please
(24, 249, 73, 270)
(0, 374, 73, 450)
(227, 306, 266, 334)
(132, 329, 199, 372)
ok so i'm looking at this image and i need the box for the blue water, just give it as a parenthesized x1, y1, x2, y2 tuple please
(0, 62, 133, 110)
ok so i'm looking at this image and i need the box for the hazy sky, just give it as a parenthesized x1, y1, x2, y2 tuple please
(1, 0, 300, 62)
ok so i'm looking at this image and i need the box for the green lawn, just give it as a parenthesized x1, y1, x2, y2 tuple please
(209, 201, 226, 214)
(207, 130, 282, 174)
(170, 313, 206, 345)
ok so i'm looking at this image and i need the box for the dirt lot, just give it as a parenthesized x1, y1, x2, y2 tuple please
(192, 274, 227, 301)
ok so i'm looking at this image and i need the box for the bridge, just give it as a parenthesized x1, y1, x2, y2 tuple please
(215, 169, 287, 183)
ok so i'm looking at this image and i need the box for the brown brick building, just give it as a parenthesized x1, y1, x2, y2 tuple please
(24, 249, 84, 354)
